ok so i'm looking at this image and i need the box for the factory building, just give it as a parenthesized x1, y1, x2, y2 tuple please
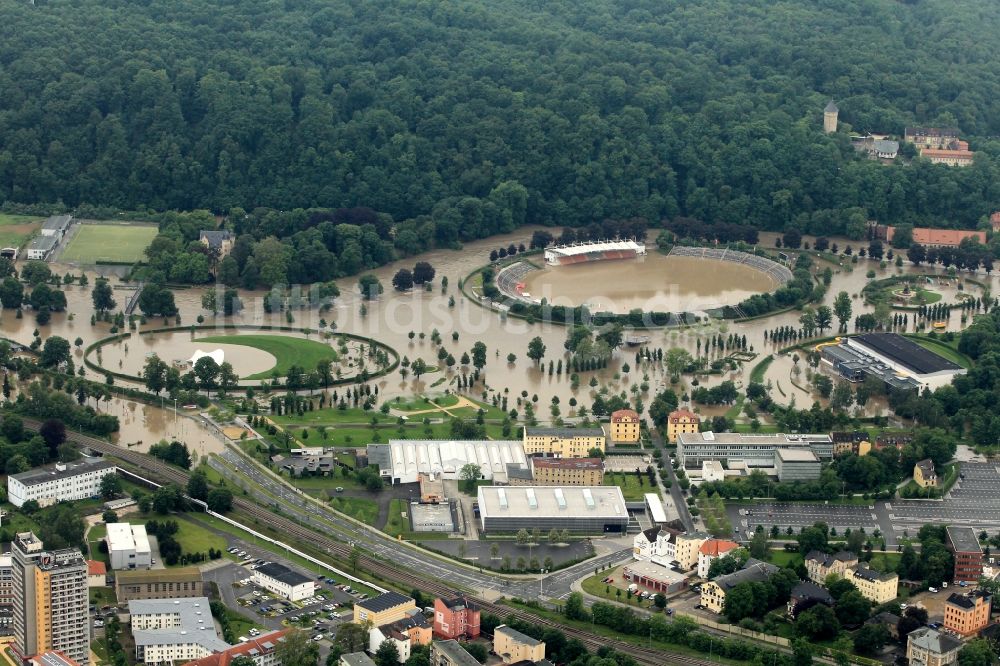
(476, 486, 628, 535)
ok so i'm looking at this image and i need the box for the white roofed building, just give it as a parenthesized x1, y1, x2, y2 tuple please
(106, 523, 152, 570)
(367, 440, 527, 485)
(477, 486, 628, 534)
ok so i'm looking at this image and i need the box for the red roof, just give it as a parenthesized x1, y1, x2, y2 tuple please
(87, 560, 107, 576)
(181, 629, 290, 666)
(699, 539, 740, 556)
(610, 409, 639, 422)
(668, 409, 699, 424)
(920, 147, 975, 161)
(884, 226, 986, 247)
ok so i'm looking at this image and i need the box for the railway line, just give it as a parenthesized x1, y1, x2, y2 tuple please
(24, 418, 724, 666)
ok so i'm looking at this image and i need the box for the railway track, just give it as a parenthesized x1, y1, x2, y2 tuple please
(28, 419, 722, 666)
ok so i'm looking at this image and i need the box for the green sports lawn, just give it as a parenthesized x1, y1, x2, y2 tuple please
(195, 334, 338, 379)
(60, 223, 158, 263)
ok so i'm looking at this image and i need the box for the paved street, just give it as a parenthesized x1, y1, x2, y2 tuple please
(211, 448, 633, 601)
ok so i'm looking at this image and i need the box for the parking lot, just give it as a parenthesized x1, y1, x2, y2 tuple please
(605, 455, 653, 473)
(728, 502, 880, 540)
(202, 538, 369, 647)
(725, 463, 1000, 546)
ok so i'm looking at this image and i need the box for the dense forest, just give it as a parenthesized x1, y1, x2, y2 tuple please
(3, 0, 1000, 276)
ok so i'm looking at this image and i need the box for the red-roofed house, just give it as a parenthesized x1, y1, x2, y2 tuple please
(609, 409, 640, 444)
(433, 595, 481, 640)
(666, 409, 700, 443)
(87, 560, 107, 587)
(698, 539, 740, 578)
(881, 226, 987, 248)
(181, 629, 290, 666)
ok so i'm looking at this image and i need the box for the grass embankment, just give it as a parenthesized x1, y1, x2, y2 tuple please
(195, 334, 338, 379)
(904, 334, 972, 369)
(188, 513, 387, 597)
(329, 497, 379, 524)
(392, 395, 460, 411)
(0, 213, 41, 248)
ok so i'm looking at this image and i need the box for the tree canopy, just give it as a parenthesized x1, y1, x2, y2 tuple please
(1, 0, 999, 287)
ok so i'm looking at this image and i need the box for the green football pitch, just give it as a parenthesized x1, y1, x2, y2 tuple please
(59, 224, 159, 263)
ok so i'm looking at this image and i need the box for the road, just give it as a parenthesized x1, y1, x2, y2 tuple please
(650, 430, 694, 531)
(211, 448, 633, 602)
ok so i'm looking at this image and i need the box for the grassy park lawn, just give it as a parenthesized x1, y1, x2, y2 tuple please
(88, 523, 110, 567)
(195, 334, 337, 379)
(89, 586, 116, 607)
(60, 222, 158, 263)
(329, 496, 379, 524)
(392, 395, 460, 411)
(172, 516, 229, 559)
(272, 407, 394, 426)
(0, 213, 42, 248)
(384, 499, 413, 537)
(602, 471, 652, 501)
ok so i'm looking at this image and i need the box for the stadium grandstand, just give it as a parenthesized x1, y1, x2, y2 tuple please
(544, 239, 646, 265)
(668, 246, 793, 285)
(495, 261, 540, 301)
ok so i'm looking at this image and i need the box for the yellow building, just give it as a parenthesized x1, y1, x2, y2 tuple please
(700, 559, 779, 614)
(522, 427, 605, 457)
(609, 409, 641, 443)
(11, 532, 90, 666)
(353, 592, 416, 627)
(493, 624, 546, 664)
(914, 459, 938, 488)
(666, 409, 700, 443)
(824, 101, 839, 134)
(805, 550, 858, 585)
(845, 565, 899, 604)
(519, 457, 603, 486)
(674, 532, 710, 571)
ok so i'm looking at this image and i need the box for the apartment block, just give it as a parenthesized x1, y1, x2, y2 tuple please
(11, 532, 90, 666)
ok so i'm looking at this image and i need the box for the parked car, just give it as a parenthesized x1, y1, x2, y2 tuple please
(929, 587, 938, 593)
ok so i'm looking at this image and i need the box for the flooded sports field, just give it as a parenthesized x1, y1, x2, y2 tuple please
(520, 253, 779, 313)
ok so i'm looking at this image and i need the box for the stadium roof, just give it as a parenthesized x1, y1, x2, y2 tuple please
(41, 215, 73, 232)
(477, 485, 626, 519)
(853, 333, 962, 375)
(543, 239, 645, 258)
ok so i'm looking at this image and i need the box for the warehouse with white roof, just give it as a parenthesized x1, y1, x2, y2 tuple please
(476, 485, 629, 534)
(367, 440, 527, 484)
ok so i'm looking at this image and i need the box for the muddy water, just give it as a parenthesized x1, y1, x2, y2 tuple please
(521, 254, 778, 313)
(2, 227, 993, 454)
(96, 330, 277, 378)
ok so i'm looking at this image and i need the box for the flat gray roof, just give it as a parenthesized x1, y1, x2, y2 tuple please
(776, 449, 820, 462)
(41, 215, 72, 231)
(477, 485, 626, 519)
(678, 432, 831, 445)
(495, 624, 543, 647)
(11, 459, 114, 487)
(947, 526, 982, 553)
(341, 653, 376, 666)
(129, 597, 229, 651)
(27, 235, 58, 251)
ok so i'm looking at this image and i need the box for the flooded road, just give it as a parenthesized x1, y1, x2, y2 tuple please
(4, 227, 993, 452)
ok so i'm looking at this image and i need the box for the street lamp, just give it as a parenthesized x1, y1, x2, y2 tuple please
(540, 569, 548, 597)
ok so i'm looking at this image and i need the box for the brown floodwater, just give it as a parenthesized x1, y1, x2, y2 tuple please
(520, 253, 778, 313)
(1, 227, 993, 452)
